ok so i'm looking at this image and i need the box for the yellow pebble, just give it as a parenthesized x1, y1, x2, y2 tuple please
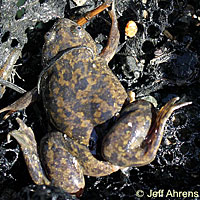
(125, 20, 138, 38)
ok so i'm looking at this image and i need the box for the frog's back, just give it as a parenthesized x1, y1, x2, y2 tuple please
(42, 48, 127, 145)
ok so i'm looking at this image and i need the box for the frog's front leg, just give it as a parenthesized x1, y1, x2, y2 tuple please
(0, 87, 37, 118)
(77, 0, 119, 64)
(99, 0, 120, 64)
(8, 118, 50, 185)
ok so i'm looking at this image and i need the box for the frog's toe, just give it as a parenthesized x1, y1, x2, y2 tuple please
(156, 97, 192, 127)
(127, 91, 135, 103)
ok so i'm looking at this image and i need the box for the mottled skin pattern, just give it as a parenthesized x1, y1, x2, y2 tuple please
(39, 5, 126, 192)
(40, 132, 85, 192)
(102, 98, 191, 167)
(40, 14, 125, 189)
(102, 100, 154, 167)
(42, 19, 97, 65)
(42, 48, 126, 145)
(4, 1, 192, 195)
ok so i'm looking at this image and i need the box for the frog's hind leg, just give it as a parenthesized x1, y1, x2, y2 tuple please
(64, 136, 120, 177)
(40, 131, 85, 194)
(8, 118, 50, 185)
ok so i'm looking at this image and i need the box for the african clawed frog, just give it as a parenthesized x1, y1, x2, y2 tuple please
(5, 1, 191, 195)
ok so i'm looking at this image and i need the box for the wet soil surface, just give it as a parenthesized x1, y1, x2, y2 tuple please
(0, 0, 200, 199)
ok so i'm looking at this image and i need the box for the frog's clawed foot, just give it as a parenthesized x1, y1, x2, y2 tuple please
(143, 97, 192, 164)
(156, 97, 192, 126)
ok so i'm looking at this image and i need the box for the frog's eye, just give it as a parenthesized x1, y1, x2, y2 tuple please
(44, 31, 56, 43)
(70, 25, 83, 37)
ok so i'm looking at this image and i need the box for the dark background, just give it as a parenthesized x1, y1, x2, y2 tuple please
(0, 0, 200, 199)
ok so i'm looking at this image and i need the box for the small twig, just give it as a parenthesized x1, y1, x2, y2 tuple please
(0, 79, 26, 94)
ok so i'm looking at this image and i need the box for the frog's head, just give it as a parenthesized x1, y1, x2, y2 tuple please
(42, 18, 97, 64)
